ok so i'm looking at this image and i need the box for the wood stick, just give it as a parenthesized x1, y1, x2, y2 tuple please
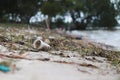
(0, 53, 32, 60)
(0, 53, 50, 61)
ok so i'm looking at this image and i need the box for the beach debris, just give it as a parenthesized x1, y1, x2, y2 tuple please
(44, 39, 51, 44)
(0, 60, 17, 73)
(77, 68, 91, 74)
(37, 58, 50, 61)
(33, 37, 50, 50)
(0, 61, 11, 72)
(0, 26, 119, 72)
(48, 36, 56, 39)
(79, 62, 99, 69)
(0, 35, 9, 42)
(0, 61, 11, 66)
(0, 53, 30, 60)
(0, 65, 10, 72)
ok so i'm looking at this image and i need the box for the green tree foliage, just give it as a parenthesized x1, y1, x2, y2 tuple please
(0, 0, 119, 30)
(41, 1, 63, 17)
(65, 0, 118, 30)
(40, 0, 119, 30)
(40, 0, 64, 28)
(91, 0, 117, 29)
(0, 0, 39, 23)
(0, 0, 17, 22)
(17, 0, 39, 23)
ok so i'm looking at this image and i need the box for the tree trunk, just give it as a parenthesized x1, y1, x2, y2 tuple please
(45, 16, 52, 29)
(45, 18, 50, 29)
(70, 10, 76, 24)
(20, 15, 30, 24)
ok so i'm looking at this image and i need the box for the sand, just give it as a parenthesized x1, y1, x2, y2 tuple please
(0, 27, 119, 80)
(0, 51, 120, 80)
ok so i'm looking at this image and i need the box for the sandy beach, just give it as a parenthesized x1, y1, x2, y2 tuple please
(0, 27, 119, 80)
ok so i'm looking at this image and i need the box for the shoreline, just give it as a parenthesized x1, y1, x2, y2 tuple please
(0, 26, 120, 80)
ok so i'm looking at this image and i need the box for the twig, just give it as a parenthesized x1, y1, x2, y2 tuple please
(0, 53, 50, 61)
(53, 60, 99, 69)
(0, 53, 31, 60)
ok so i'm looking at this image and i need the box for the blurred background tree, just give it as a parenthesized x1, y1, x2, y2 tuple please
(0, 0, 39, 23)
(40, 0, 64, 29)
(0, 0, 120, 30)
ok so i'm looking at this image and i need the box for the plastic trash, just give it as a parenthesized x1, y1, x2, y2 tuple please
(33, 37, 50, 50)
(0, 65, 10, 72)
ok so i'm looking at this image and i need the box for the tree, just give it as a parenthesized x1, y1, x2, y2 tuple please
(41, 0, 63, 29)
(0, 0, 119, 30)
(17, 0, 39, 23)
(91, 0, 117, 29)
(0, 0, 39, 23)
(62, 0, 118, 30)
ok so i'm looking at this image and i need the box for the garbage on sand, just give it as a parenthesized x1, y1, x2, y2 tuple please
(0, 61, 11, 72)
(0, 65, 10, 72)
(33, 36, 50, 50)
